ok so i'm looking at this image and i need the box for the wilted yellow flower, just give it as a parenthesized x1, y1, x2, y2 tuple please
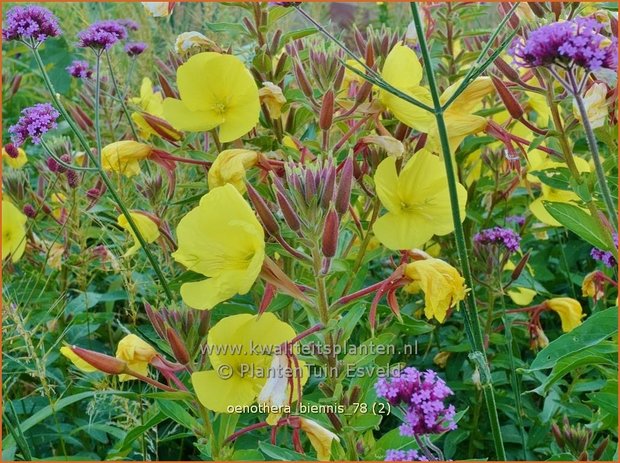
(116, 334, 158, 382)
(60, 346, 99, 372)
(404, 258, 467, 323)
(259, 82, 287, 118)
(299, 418, 340, 461)
(46, 242, 65, 270)
(208, 149, 259, 194)
(582, 271, 605, 301)
(433, 351, 451, 368)
(546, 297, 584, 332)
(359, 135, 405, 157)
(2, 145, 27, 169)
(573, 83, 608, 129)
(373, 150, 467, 250)
(141, 2, 171, 17)
(175, 31, 212, 55)
(117, 212, 160, 257)
(172, 184, 265, 310)
(2, 200, 27, 263)
(163, 52, 260, 143)
(191, 313, 298, 412)
(102, 141, 152, 177)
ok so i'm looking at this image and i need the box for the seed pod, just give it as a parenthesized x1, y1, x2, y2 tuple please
(494, 56, 522, 84)
(492, 76, 524, 120)
(70, 346, 127, 375)
(246, 183, 280, 237)
(166, 325, 190, 365)
(322, 207, 339, 258)
(319, 90, 335, 131)
(335, 156, 353, 216)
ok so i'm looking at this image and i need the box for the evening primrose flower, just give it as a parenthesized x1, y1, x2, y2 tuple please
(191, 313, 298, 412)
(403, 258, 467, 323)
(299, 418, 340, 461)
(101, 140, 152, 177)
(2, 200, 27, 263)
(116, 334, 158, 381)
(2, 144, 27, 169)
(172, 184, 265, 310)
(60, 346, 99, 372)
(208, 149, 259, 194)
(174, 31, 212, 55)
(162, 52, 260, 143)
(259, 82, 286, 118)
(573, 83, 608, 129)
(117, 212, 160, 257)
(582, 271, 605, 301)
(372, 149, 467, 250)
(546, 297, 584, 332)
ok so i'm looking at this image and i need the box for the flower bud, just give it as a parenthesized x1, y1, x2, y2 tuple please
(276, 190, 302, 232)
(491, 76, 524, 120)
(246, 183, 280, 237)
(140, 112, 182, 142)
(335, 156, 353, 216)
(494, 56, 522, 83)
(293, 63, 313, 98)
(166, 325, 190, 365)
(593, 437, 609, 460)
(23, 204, 36, 218)
(70, 346, 127, 375)
(320, 161, 336, 209)
(510, 251, 530, 282)
(322, 207, 339, 258)
(10, 74, 22, 97)
(66, 169, 79, 189)
(319, 90, 335, 131)
(4, 143, 19, 159)
(551, 2, 562, 20)
(157, 71, 178, 99)
(552, 423, 565, 448)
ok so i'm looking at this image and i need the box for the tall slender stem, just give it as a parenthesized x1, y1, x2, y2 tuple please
(105, 51, 140, 141)
(94, 53, 103, 162)
(410, 4, 506, 460)
(568, 70, 618, 231)
(31, 46, 174, 302)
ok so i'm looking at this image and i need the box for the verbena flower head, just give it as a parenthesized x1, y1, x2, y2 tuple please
(125, 42, 148, 56)
(375, 367, 457, 436)
(385, 449, 427, 462)
(117, 18, 139, 31)
(66, 60, 92, 79)
(474, 227, 521, 253)
(9, 103, 60, 147)
(77, 20, 127, 50)
(590, 233, 618, 268)
(511, 17, 617, 71)
(2, 5, 61, 43)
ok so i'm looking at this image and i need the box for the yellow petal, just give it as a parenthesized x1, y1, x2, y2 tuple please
(442, 77, 494, 114)
(373, 212, 432, 251)
(60, 346, 99, 373)
(117, 212, 160, 257)
(546, 297, 584, 332)
(381, 86, 434, 132)
(381, 43, 423, 89)
(2, 200, 27, 263)
(162, 97, 221, 132)
(508, 287, 537, 306)
(374, 156, 401, 214)
(192, 370, 258, 413)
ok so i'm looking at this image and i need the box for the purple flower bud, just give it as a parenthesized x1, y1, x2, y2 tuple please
(591, 233, 618, 268)
(276, 190, 302, 232)
(46, 156, 60, 173)
(124, 41, 148, 57)
(335, 156, 353, 216)
(116, 18, 139, 31)
(246, 183, 280, 237)
(2, 5, 61, 43)
(86, 187, 101, 200)
(66, 60, 92, 79)
(23, 204, 36, 218)
(66, 170, 79, 188)
(4, 143, 19, 159)
(9, 103, 59, 147)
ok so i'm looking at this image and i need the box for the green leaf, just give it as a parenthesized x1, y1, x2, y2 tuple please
(156, 398, 199, 431)
(542, 201, 616, 252)
(527, 307, 618, 371)
(258, 442, 316, 461)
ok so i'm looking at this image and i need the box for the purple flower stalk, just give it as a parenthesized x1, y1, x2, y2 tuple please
(9, 103, 60, 147)
(506, 215, 526, 227)
(474, 227, 521, 253)
(375, 368, 457, 436)
(116, 18, 139, 31)
(125, 42, 148, 57)
(66, 60, 93, 79)
(77, 20, 127, 50)
(2, 5, 61, 43)
(385, 449, 428, 462)
(511, 17, 617, 71)
(591, 233, 618, 268)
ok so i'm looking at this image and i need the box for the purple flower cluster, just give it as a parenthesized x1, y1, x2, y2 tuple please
(591, 233, 618, 268)
(385, 449, 427, 462)
(66, 60, 92, 79)
(2, 5, 61, 43)
(474, 227, 521, 253)
(116, 18, 140, 31)
(511, 17, 617, 71)
(9, 103, 60, 147)
(375, 368, 457, 437)
(506, 215, 526, 227)
(77, 20, 127, 50)
(125, 42, 148, 57)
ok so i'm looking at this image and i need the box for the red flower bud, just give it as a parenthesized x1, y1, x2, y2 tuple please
(491, 76, 524, 120)
(322, 207, 339, 258)
(70, 346, 127, 375)
(335, 156, 354, 216)
(276, 190, 302, 232)
(319, 90, 335, 131)
(166, 325, 190, 365)
(246, 182, 280, 237)
(157, 72, 178, 99)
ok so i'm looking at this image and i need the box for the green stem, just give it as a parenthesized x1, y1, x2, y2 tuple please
(94, 53, 103, 163)
(410, 4, 506, 460)
(105, 51, 140, 141)
(31, 46, 174, 302)
(568, 70, 617, 231)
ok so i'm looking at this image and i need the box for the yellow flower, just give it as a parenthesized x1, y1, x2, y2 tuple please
(508, 287, 537, 306)
(191, 313, 299, 413)
(2, 200, 27, 263)
(404, 258, 467, 323)
(116, 334, 158, 382)
(142, 2, 171, 17)
(546, 297, 584, 332)
(341, 59, 366, 95)
(380, 43, 493, 153)
(60, 346, 99, 373)
(117, 212, 160, 257)
(299, 418, 340, 461)
(582, 271, 604, 301)
(372, 149, 467, 250)
(359, 135, 405, 157)
(259, 82, 287, 118)
(433, 351, 450, 368)
(2, 145, 27, 169)
(208, 149, 258, 194)
(573, 83, 608, 129)
(527, 91, 551, 127)
(162, 52, 260, 143)
(175, 31, 212, 55)
(102, 141, 152, 177)
(172, 183, 265, 310)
